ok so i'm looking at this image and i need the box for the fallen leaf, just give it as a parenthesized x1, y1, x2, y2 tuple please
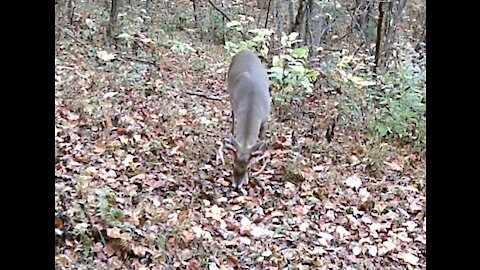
(382, 240, 396, 251)
(192, 226, 203, 238)
(182, 230, 195, 243)
(403, 220, 418, 231)
(57, 254, 70, 266)
(132, 246, 148, 257)
(398, 252, 419, 265)
(359, 188, 370, 201)
(336, 226, 351, 238)
(240, 217, 251, 227)
(368, 245, 377, 256)
(55, 216, 63, 229)
(352, 246, 362, 255)
(345, 174, 362, 189)
(205, 205, 223, 221)
(85, 167, 98, 178)
(262, 249, 272, 257)
(208, 262, 220, 270)
(97, 50, 116, 61)
(318, 238, 328, 247)
(299, 222, 309, 232)
(103, 91, 119, 99)
(350, 155, 361, 166)
(239, 237, 251, 245)
(187, 258, 201, 270)
(231, 205, 242, 211)
(270, 210, 284, 217)
(317, 232, 334, 241)
(384, 160, 403, 171)
(106, 228, 132, 241)
(122, 155, 135, 167)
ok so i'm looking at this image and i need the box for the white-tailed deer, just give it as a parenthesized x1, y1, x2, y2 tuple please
(223, 49, 271, 189)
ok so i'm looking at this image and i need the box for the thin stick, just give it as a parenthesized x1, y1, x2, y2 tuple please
(186, 91, 223, 101)
(120, 55, 157, 66)
(55, 24, 87, 47)
(264, 0, 272, 28)
(56, 24, 158, 68)
(207, 0, 231, 22)
(55, 173, 74, 181)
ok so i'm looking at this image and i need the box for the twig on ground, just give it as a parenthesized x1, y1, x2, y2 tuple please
(186, 91, 223, 101)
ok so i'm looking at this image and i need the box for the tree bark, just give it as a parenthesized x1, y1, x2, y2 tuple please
(291, 0, 307, 35)
(373, 1, 385, 73)
(107, 0, 119, 38)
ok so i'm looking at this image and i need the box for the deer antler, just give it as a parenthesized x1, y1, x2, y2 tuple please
(216, 142, 225, 166)
(251, 152, 269, 176)
(216, 137, 238, 166)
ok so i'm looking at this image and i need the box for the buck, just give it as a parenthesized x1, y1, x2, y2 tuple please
(218, 49, 271, 190)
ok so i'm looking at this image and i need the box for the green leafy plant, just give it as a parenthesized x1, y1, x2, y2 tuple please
(372, 45, 426, 145)
(269, 33, 320, 103)
(224, 17, 274, 58)
(168, 40, 196, 55)
(330, 43, 425, 148)
(224, 22, 318, 106)
(96, 188, 135, 230)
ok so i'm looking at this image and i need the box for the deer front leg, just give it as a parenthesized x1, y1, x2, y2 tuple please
(255, 120, 268, 169)
(259, 120, 268, 142)
(231, 110, 235, 134)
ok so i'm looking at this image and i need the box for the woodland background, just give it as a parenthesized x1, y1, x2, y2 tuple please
(55, 0, 426, 269)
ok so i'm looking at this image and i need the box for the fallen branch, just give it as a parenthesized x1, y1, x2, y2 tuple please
(118, 54, 157, 67)
(55, 173, 74, 181)
(56, 24, 159, 68)
(186, 91, 223, 101)
(78, 202, 107, 247)
(207, 0, 231, 22)
(55, 24, 88, 47)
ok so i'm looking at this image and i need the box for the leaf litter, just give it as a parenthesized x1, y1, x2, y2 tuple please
(55, 3, 426, 270)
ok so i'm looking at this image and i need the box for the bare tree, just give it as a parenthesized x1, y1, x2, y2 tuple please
(273, 0, 287, 47)
(288, 0, 295, 30)
(264, 0, 273, 28)
(290, 0, 307, 35)
(257, 0, 269, 10)
(192, 0, 199, 27)
(306, 0, 323, 58)
(373, 0, 385, 73)
(107, 0, 119, 38)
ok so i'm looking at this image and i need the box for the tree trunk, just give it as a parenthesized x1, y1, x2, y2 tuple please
(192, 0, 198, 27)
(307, 0, 323, 58)
(257, 0, 268, 10)
(373, 1, 385, 73)
(288, 0, 294, 30)
(107, 0, 119, 38)
(291, 0, 307, 35)
(274, 0, 286, 48)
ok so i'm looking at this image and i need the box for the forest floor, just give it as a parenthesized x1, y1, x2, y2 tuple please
(55, 2, 426, 270)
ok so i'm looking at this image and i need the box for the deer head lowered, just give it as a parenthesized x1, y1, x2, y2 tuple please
(223, 49, 271, 190)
